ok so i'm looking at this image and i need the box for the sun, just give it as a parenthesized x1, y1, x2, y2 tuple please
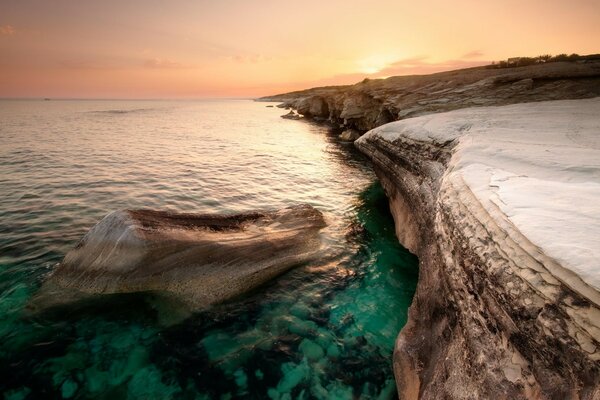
(356, 55, 395, 75)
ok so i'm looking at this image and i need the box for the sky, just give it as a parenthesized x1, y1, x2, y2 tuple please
(0, 0, 599, 99)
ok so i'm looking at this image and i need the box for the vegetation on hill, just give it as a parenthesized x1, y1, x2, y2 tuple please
(490, 53, 600, 68)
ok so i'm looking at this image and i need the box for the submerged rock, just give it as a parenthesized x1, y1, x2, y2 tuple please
(281, 110, 302, 120)
(356, 98, 600, 399)
(338, 129, 361, 142)
(34, 205, 326, 310)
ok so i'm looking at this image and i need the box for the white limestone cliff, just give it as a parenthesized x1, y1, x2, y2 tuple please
(356, 98, 600, 399)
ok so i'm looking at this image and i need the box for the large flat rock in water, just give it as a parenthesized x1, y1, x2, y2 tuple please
(356, 98, 600, 399)
(38, 204, 326, 309)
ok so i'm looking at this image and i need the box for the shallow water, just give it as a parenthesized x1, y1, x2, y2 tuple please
(0, 100, 418, 399)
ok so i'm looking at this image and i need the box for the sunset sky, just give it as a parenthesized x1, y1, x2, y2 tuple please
(1, 0, 598, 99)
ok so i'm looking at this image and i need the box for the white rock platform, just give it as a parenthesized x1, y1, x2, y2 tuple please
(356, 98, 600, 399)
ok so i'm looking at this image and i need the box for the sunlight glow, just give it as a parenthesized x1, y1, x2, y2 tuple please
(1, 0, 598, 98)
(356, 55, 395, 75)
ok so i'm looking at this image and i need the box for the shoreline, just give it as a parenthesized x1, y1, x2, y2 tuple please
(356, 99, 600, 399)
(266, 62, 600, 398)
(260, 60, 600, 133)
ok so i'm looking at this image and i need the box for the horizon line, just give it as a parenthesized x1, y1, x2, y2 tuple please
(0, 96, 261, 101)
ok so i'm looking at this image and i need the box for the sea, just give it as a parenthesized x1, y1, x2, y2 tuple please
(0, 99, 417, 399)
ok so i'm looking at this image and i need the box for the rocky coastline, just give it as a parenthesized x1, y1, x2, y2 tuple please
(264, 62, 600, 399)
(356, 100, 600, 399)
(260, 61, 600, 133)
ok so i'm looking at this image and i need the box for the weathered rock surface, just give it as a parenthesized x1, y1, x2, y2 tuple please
(339, 129, 361, 142)
(281, 109, 302, 120)
(261, 61, 600, 133)
(36, 205, 326, 309)
(355, 99, 600, 399)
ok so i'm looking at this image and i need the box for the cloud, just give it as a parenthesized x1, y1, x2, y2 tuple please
(263, 55, 493, 95)
(59, 60, 107, 70)
(375, 56, 490, 77)
(143, 58, 193, 69)
(0, 25, 15, 36)
(229, 54, 270, 64)
(303, 55, 491, 88)
(461, 50, 484, 59)
(59, 57, 137, 70)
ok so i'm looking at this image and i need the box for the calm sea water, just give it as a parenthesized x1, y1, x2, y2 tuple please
(0, 100, 417, 399)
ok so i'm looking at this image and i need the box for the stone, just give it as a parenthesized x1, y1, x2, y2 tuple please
(355, 99, 600, 399)
(299, 339, 324, 361)
(281, 110, 301, 120)
(33, 205, 326, 310)
(338, 129, 361, 142)
(295, 96, 329, 118)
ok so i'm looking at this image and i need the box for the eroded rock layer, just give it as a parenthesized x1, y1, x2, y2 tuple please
(262, 61, 600, 133)
(37, 204, 326, 309)
(355, 99, 600, 399)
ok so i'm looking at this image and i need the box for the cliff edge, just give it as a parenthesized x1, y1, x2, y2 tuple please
(355, 99, 600, 399)
(261, 61, 600, 133)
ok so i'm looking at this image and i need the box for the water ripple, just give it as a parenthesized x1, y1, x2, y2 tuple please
(0, 99, 417, 399)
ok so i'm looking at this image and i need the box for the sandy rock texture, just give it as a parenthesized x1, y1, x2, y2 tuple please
(36, 205, 326, 309)
(261, 61, 600, 133)
(355, 99, 600, 399)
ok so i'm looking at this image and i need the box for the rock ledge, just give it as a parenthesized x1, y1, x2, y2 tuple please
(356, 98, 600, 399)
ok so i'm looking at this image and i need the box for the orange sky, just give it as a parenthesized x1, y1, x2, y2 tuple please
(1, 0, 599, 98)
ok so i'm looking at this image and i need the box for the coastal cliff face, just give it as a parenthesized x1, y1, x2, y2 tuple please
(261, 61, 600, 132)
(355, 99, 600, 399)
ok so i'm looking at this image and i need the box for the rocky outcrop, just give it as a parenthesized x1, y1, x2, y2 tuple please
(281, 109, 302, 120)
(339, 129, 361, 142)
(355, 99, 600, 399)
(34, 205, 326, 310)
(261, 61, 600, 133)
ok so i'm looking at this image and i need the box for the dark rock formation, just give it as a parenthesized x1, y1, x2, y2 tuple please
(260, 61, 600, 133)
(34, 205, 326, 310)
(338, 129, 361, 142)
(281, 109, 302, 120)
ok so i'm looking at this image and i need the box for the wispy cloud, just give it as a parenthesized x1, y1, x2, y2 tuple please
(229, 54, 271, 64)
(461, 50, 484, 59)
(376, 56, 490, 77)
(59, 59, 117, 70)
(0, 25, 15, 36)
(267, 55, 492, 94)
(143, 58, 188, 69)
(58, 57, 193, 70)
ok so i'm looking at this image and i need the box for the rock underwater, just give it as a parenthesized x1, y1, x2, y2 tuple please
(32, 204, 326, 312)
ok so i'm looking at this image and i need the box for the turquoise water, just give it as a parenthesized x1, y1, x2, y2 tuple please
(0, 100, 417, 399)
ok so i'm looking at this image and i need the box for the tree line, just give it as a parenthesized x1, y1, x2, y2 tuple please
(488, 53, 600, 69)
